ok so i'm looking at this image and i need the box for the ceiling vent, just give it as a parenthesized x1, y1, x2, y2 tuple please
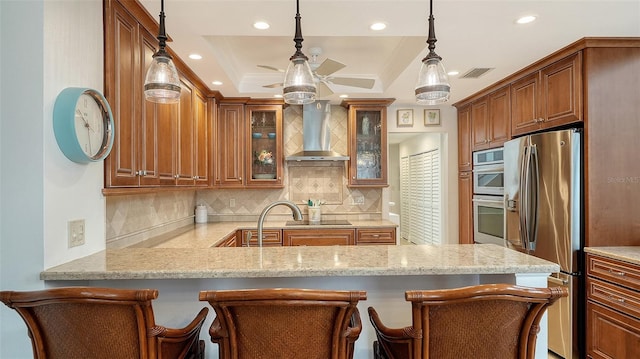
(460, 68, 494, 79)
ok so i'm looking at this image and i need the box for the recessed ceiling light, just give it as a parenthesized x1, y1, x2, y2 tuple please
(370, 22, 386, 31)
(447, 70, 459, 76)
(189, 53, 202, 60)
(516, 15, 537, 24)
(339, 94, 349, 98)
(211, 80, 223, 86)
(253, 21, 270, 30)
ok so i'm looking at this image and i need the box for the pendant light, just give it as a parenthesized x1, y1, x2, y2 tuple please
(144, 0, 181, 104)
(415, 0, 450, 105)
(282, 0, 317, 105)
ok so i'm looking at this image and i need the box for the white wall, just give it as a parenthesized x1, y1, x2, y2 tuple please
(0, 1, 104, 357)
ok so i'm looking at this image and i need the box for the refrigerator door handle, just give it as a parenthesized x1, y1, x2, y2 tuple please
(529, 145, 539, 251)
(520, 146, 530, 250)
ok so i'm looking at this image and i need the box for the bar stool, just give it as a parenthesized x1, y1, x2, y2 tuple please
(368, 284, 567, 359)
(1, 286, 209, 359)
(199, 288, 367, 359)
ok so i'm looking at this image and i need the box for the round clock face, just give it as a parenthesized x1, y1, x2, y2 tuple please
(75, 93, 107, 158)
(53, 88, 114, 163)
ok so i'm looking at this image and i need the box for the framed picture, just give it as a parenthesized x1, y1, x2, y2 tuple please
(424, 109, 441, 126)
(397, 109, 414, 127)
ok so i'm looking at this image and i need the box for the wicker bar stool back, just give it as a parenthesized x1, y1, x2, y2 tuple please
(368, 284, 567, 359)
(199, 288, 367, 359)
(0, 286, 208, 359)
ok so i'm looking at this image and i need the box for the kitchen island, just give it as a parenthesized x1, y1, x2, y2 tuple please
(41, 244, 558, 359)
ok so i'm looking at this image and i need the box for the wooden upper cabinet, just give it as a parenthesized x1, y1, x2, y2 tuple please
(342, 98, 395, 188)
(215, 102, 284, 188)
(216, 103, 245, 187)
(471, 86, 511, 151)
(104, 0, 212, 191)
(511, 52, 582, 137)
(176, 78, 195, 185)
(105, 1, 140, 187)
(457, 105, 472, 171)
(488, 86, 511, 146)
(245, 104, 284, 188)
(471, 97, 489, 150)
(194, 91, 209, 186)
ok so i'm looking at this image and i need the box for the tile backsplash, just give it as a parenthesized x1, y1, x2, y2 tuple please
(106, 104, 382, 247)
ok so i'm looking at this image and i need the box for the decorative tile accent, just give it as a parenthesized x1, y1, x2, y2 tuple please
(289, 166, 343, 204)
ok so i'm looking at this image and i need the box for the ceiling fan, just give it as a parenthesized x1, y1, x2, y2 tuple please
(258, 47, 376, 97)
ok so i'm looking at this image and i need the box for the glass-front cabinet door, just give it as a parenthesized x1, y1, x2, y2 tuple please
(245, 104, 283, 187)
(342, 99, 395, 187)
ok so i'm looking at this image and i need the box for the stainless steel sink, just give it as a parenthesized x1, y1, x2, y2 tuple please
(285, 220, 352, 226)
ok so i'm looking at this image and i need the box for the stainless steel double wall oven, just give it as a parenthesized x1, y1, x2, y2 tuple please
(472, 147, 506, 246)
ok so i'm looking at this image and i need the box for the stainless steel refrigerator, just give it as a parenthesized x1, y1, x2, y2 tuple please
(503, 128, 582, 359)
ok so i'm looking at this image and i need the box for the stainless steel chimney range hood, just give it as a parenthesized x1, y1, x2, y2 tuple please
(285, 100, 349, 161)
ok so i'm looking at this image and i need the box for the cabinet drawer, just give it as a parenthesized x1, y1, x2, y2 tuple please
(587, 301, 640, 359)
(587, 254, 640, 291)
(283, 229, 355, 246)
(356, 228, 396, 245)
(587, 277, 640, 318)
(240, 229, 282, 246)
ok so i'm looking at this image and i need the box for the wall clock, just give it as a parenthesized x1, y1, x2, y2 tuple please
(53, 87, 114, 163)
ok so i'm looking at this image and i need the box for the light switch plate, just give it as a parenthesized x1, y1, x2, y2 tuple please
(68, 219, 85, 248)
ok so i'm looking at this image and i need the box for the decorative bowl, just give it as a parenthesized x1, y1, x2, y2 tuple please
(268, 132, 276, 139)
(252, 132, 263, 139)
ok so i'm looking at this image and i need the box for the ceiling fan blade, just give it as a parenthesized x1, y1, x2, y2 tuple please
(317, 81, 333, 97)
(329, 77, 376, 89)
(314, 59, 346, 76)
(263, 83, 283, 88)
(257, 65, 285, 73)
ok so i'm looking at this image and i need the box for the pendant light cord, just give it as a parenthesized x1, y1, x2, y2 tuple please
(424, 0, 441, 61)
(155, 0, 171, 58)
(291, 0, 308, 60)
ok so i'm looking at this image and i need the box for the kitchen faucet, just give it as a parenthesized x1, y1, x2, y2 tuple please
(255, 200, 303, 247)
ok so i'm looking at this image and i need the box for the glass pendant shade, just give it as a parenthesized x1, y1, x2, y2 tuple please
(283, 57, 316, 105)
(415, 57, 450, 105)
(144, 54, 181, 103)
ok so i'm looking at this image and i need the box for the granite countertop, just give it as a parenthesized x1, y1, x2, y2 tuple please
(584, 247, 640, 266)
(40, 244, 559, 281)
(138, 220, 398, 249)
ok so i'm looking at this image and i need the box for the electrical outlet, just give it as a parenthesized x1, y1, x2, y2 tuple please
(229, 198, 236, 208)
(352, 196, 365, 205)
(68, 219, 85, 248)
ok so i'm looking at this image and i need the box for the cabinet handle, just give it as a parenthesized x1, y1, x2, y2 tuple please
(239, 177, 242, 181)
(607, 295, 626, 304)
(352, 176, 356, 180)
(608, 269, 626, 277)
(174, 174, 179, 179)
(372, 234, 380, 238)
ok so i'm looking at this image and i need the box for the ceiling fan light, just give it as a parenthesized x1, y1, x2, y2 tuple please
(283, 57, 316, 104)
(415, 57, 450, 105)
(144, 54, 181, 103)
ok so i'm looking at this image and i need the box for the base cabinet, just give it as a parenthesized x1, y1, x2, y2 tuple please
(283, 229, 356, 246)
(586, 253, 640, 358)
(355, 228, 396, 245)
(239, 229, 282, 247)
